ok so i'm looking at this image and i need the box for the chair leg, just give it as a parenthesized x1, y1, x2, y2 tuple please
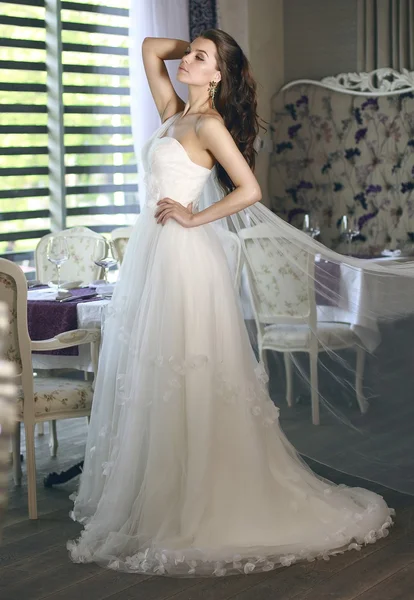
(355, 345, 369, 414)
(49, 420, 58, 457)
(12, 422, 22, 485)
(24, 423, 38, 519)
(284, 352, 293, 407)
(259, 347, 269, 376)
(37, 422, 45, 436)
(91, 339, 100, 392)
(310, 352, 320, 425)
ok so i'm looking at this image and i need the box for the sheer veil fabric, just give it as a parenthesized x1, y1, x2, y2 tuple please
(67, 113, 414, 577)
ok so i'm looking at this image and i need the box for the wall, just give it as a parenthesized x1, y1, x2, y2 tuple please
(217, 0, 250, 56)
(217, 0, 360, 204)
(218, 0, 284, 205)
(284, 0, 358, 82)
(248, 0, 284, 206)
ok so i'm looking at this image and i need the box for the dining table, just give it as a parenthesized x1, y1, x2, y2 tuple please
(27, 255, 414, 376)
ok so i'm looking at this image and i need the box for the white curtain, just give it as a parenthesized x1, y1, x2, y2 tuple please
(358, 0, 414, 71)
(129, 0, 189, 209)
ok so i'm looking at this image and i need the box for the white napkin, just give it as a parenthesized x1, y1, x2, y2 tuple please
(94, 283, 115, 295)
(27, 289, 71, 301)
(27, 288, 57, 300)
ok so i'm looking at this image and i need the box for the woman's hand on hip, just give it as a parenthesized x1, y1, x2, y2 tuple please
(155, 198, 195, 227)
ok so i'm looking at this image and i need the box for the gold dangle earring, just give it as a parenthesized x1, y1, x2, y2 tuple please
(208, 80, 218, 109)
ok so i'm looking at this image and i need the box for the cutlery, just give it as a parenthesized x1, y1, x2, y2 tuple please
(27, 282, 45, 289)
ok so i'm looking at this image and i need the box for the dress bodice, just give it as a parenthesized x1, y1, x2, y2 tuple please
(142, 135, 212, 210)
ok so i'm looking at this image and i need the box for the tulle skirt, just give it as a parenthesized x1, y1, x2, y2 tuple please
(68, 205, 393, 577)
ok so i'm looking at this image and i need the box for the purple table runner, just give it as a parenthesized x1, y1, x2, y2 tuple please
(27, 287, 99, 356)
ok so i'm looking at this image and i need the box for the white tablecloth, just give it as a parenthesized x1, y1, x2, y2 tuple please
(240, 260, 414, 352)
(317, 263, 414, 351)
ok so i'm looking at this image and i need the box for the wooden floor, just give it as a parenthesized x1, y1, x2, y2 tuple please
(1, 416, 414, 600)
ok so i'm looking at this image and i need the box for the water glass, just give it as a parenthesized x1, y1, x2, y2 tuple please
(46, 236, 69, 291)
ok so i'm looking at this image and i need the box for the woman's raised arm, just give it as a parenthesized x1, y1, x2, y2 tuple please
(141, 37, 188, 122)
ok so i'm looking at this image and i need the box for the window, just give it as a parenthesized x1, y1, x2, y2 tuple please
(0, 0, 138, 270)
(0, 0, 49, 264)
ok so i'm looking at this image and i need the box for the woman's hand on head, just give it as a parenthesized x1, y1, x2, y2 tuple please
(155, 198, 195, 227)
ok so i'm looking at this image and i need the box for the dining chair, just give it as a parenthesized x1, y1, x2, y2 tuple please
(0, 301, 17, 533)
(0, 258, 100, 519)
(238, 224, 368, 425)
(35, 226, 108, 440)
(35, 226, 110, 285)
(111, 225, 135, 264)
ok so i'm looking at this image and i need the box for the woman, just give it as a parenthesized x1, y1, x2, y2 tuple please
(68, 29, 393, 577)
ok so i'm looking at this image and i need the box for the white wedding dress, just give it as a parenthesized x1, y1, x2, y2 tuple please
(68, 112, 393, 577)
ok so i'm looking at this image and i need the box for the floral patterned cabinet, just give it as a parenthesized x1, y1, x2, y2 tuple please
(270, 68, 414, 256)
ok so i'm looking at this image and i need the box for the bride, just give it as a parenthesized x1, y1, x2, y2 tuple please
(68, 29, 394, 577)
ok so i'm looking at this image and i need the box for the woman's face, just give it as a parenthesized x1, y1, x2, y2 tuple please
(176, 37, 221, 87)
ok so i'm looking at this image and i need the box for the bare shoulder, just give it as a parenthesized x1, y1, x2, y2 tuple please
(195, 112, 228, 145)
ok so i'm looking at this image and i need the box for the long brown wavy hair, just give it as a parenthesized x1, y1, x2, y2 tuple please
(200, 28, 264, 194)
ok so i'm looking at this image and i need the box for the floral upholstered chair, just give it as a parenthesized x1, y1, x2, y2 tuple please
(35, 226, 109, 284)
(0, 301, 16, 533)
(0, 258, 100, 519)
(35, 226, 108, 442)
(111, 225, 134, 265)
(239, 224, 367, 425)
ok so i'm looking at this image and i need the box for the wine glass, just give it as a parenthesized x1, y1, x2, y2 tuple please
(94, 241, 119, 284)
(340, 215, 360, 255)
(46, 236, 69, 291)
(302, 213, 321, 239)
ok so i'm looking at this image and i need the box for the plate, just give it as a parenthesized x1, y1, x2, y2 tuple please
(47, 280, 83, 290)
